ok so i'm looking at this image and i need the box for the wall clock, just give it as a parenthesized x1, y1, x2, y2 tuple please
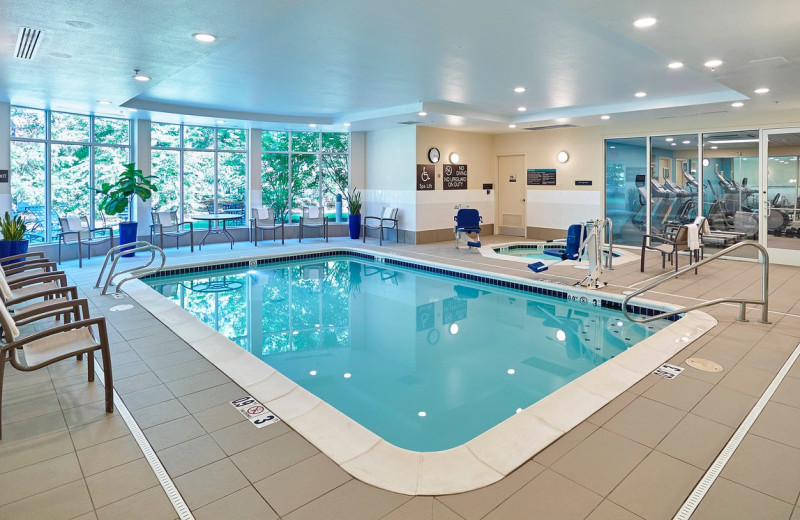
(428, 147, 440, 163)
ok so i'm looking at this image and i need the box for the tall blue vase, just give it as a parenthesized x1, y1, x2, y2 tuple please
(348, 214, 361, 239)
(0, 239, 29, 265)
(119, 222, 138, 257)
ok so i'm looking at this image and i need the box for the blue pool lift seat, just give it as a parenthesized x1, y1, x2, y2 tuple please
(454, 209, 482, 249)
(543, 224, 586, 261)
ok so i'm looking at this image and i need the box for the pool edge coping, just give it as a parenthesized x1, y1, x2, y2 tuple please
(122, 245, 717, 496)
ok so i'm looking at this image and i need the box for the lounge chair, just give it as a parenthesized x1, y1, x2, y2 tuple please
(299, 206, 328, 242)
(150, 210, 194, 251)
(0, 297, 113, 439)
(363, 207, 399, 245)
(250, 207, 285, 245)
(454, 208, 482, 249)
(0, 252, 58, 283)
(58, 216, 114, 268)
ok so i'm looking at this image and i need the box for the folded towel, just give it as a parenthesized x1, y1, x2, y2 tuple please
(693, 216, 711, 236)
(307, 206, 320, 219)
(686, 223, 700, 251)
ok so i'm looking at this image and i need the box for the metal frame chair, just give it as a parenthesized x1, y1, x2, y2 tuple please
(58, 216, 114, 268)
(299, 206, 328, 242)
(641, 223, 697, 272)
(150, 210, 194, 251)
(250, 207, 285, 245)
(363, 207, 399, 245)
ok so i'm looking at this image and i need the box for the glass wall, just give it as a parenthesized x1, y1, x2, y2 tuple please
(9, 107, 131, 242)
(261, 131, 349, 223)
(604, 137, 647, 246)
(649, 135, 699, 234)
(151, 123, 247, 224)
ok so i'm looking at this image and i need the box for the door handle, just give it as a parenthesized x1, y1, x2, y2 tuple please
(765, 200, 772, 217)
(521, 199, 526, 202)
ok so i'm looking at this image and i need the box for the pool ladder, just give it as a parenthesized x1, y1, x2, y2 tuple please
(94, 241, 166, 295)
(623, 240, 770, 324)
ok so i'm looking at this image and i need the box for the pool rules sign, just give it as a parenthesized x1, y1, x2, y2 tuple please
(443, 164, 468, 190)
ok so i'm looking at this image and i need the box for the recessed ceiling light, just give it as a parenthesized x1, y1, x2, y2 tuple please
(731, 102, 744, 107)
(671, 143, 676, 146)
(133, 69, 150, 81)
(97, 100, 111, 105)
(309, 123, 317, 128)
(449, 323, 459, 334)
(556, 117, 569, 123)
(665, 137, 674, 142)
(192, 33, 217, 42)
(343, 372, 352, 379)
(711, 146, 718, 149)
(507, 369, 516, 375)
(514, 87, 526, 93)
(600, 115, 610, 120)
(633, 17, 657, 28)
(754, 88, 770, 94)
(309, 370, 317, 376)
(127, 108, 138, 112)
(418, 411, 427, 417)
(508, 124, 517, 129)
(704, 59, 723, 68)
(635, 91, 647, 98)
(216, 119, 225, 124)
(418, 111, 427, 117)
(609, 145, 616, 149)
(668, 61, 684, 69)
(343, 122, 351, 127)
(517, 106, 526, 112)
(682, 140, 691, 144)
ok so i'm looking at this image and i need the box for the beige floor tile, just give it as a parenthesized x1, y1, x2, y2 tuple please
(193, 402, 247, 433)
(721, 434, 800, 504)
(740, 347, 791, 372)
(113, 372, 163, 395)
(656, 413, 734, 470)
(552, 428, 650, 496)
(253, 452, 351, 516)
(0, 429, 75, 475)
(381, 497, 435, 520)
(751, 401, 800, 449)
(0, 480, 93, 520)
(755, 332, 800, 355)
(626, 374, 661, 395)
(282, 480, 410, 520)
(774, 376, 800, 409)
(0, 452, 83, 506)
(129, 398, 190, 429)
(178, 382, 246, 414)
(77, 434, 144, 476)
(2, 380, 55, 407)
(174, 458, 250, 510)
(691, 478, 795, 520)
(111, 360, 151, 380)
(211, 418, 291, 455)
(95, 485, 177, 520)
(158, 434, 227, 477)
(643, 375, 714, 412)
(231, 431, 319, 482)
(72, 512, 99, 520)
(794, 507, 800, 519)
(164, 370, 231, 398)
(604, 397, 685, 448)
(194, 486, 277, 520)
(119, 384, 175, 411)
(134, 339, 192, 360)
(63, 401, 116, 429)
(533, 422, 598, 466)
(142, 414, 206, 451)
(153, 358, 216, 384)
(609, 451, 703, 520)
(85, 458, 160, 508)
(586, 391, 637, 426)
(692, 385, 758, 428)
(719, 363, 776, 397)
(144, 349, 203, 371)
(4, 369, 53, 391)
(1, 410, 67, 442)
(483, 469, 602, 520)
(70, 414, 131, 450)
(585, 500, 643, 520)
(434, 460, 544, 519)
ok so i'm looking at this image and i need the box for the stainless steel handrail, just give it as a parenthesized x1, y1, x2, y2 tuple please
(94, 241, 166, 295)
(623, 240, 770, 324)
(603, 217, 614, 270)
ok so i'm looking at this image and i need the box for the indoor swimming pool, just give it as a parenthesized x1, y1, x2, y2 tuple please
(145, 254, 671, 452)
(491, 242, 622, 262)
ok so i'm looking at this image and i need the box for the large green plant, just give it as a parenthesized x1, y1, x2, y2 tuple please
(0, 212, 26, 241)
(346, 187, 362, 215)
(97, 163, 158, 218)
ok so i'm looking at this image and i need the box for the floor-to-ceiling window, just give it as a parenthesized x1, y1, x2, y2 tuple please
(9, 106, 131, 242)
(604, 138, 647, 246)
(649, 134, 699, 233)
(151, 123, 247, 224)
(261, 131, 350, 223)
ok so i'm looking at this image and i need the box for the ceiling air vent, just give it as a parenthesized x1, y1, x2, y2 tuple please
(398, 120, 423, 125)
(15, 27, 44, 60)
(524, 124, 576, 131)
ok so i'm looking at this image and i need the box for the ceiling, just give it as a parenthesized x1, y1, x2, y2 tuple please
(1, 0, 799, 132)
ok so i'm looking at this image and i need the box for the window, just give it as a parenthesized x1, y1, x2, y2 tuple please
(261, 131, 349, 222)
(151, 123, 247, 224)
(9, 107, 131, 243)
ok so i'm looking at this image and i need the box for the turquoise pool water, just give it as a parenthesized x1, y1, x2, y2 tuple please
(146, 256, 668, 451)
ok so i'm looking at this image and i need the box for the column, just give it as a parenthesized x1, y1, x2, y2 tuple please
(0, 103, 11, 215)
(134, 119, 152, 235)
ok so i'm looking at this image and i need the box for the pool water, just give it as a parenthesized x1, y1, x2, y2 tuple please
(146, 256, 668, 451)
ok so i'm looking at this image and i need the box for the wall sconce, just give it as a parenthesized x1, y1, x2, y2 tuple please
(449, 152, 460, 163)
(556, 151, 569, 163)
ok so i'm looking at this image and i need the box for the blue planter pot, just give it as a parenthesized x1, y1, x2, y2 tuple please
(0, 239, 29, 265)
(348, 214, 361, 239)
(119, 222, 138, 257)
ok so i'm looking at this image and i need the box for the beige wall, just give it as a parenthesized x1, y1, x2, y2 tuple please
(416, 126, 493, 189)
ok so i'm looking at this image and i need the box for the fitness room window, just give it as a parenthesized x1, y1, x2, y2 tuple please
(604, 137, 647, 246)
(648, 134, 699, 238)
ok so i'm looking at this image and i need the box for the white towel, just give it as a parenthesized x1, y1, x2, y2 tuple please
(307, 206, 320, 219)
(693, 216, 711, 235)
(686, 223, 700, 251)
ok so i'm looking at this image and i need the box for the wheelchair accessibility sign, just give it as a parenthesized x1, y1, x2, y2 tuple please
(230, 396, 281, 428)
(417, 164, 435, 191)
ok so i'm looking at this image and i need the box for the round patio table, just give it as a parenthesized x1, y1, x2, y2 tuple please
(192, 213, 239, 249)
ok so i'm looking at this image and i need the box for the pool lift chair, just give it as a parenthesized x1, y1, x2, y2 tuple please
(573, 220, 608, 289)
(454, 207, 482, 250)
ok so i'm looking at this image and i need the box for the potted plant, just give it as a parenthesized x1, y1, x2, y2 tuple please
(346, 187, 362, 239)
(96, 163, 158, 257)
(0, 212, 29, 264)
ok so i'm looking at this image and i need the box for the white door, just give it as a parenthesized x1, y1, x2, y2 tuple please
(497, 155, 526, 236)
(761, 128, 800, 266)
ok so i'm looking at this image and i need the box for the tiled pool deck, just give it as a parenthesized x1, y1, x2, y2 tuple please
(2, 235, 800, 519)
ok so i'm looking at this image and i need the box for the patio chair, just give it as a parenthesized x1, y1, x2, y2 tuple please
(640, 223, 696, 273)
(299, 206, 328, 242)
(363, 207, 399, 245)
(250, 207, 285, 245)
(58, 216, 114, 268)
(0, 296, 113, 439)
(0, 254, 59, 284)
(150, 210, 194, 252)
(0, 267, 74, 312)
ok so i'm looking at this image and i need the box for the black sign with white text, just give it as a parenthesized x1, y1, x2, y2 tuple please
(416, 164, 435, 191)
(527, 169, 556, 185)
(443, 164, 468, 190)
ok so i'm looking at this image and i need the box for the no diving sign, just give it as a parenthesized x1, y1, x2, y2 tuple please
(230, 396, 281, 428)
